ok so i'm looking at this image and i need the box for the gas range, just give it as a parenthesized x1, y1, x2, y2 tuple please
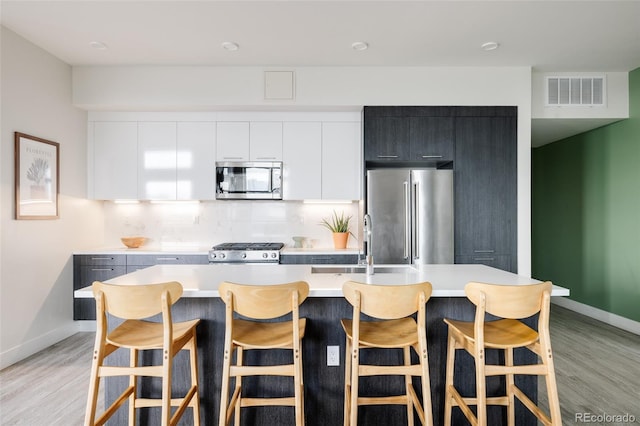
(208, 242, 285, 264)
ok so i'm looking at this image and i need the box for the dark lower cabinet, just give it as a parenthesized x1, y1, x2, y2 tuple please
(73, 253, 208, 320)
(279, 254, 359, 265)
(73, 255, 126, 320)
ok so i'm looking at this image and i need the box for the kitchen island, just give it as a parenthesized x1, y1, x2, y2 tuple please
(75, 264, 569, 426)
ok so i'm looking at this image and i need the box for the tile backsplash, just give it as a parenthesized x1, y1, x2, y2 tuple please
(103, 200, 362, 249)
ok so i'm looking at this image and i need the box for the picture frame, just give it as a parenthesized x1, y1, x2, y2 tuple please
(14, 132, 60, 220)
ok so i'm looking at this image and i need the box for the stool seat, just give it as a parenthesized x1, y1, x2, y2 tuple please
(443, 318, 540, 349)
(341, 317, 419, 348)
(232, 317, 307, 349)
(108, 318, 200, 349)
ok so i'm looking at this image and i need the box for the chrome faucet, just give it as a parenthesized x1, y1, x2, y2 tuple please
(363, 214, 374, 275)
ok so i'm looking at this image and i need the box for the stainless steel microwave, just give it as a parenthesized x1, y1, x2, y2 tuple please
(215, 161, 282, 200)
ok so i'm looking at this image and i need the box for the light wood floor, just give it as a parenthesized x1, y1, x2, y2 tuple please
(1, 305, 638, 425)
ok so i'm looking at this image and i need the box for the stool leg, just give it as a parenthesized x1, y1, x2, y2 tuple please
(219, 344, 232, 426)
(234, 347, 243, 426)
(505, 347, 515, 426)
(343, 336, 352, 426)
(443, 332, 456, 426)
(294, 339, 304, 426)
(161, 347, 172, 425)
(129, 348, 138, 426)
(84, 339, 105, 426)
(189, 332, 201, 425)
(418, 341, 433, 426)
(349, 344, 359, 426)
(541, 338, 561, 424)
(475, 347, 487, 426)
(403, 346, 414, 425)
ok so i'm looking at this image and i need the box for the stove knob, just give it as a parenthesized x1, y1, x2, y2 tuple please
(271, 252, 277, 258)
(262, 253, 268, 259)
(219, 253, 226, 259)
(242, 253, 247, 259)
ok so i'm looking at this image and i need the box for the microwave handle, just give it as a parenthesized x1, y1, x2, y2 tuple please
(272, 167, 282, 193)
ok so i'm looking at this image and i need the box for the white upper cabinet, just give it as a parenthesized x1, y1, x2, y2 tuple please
(283, 122, 322, 200)
(88, 112, 361, 201)
(322, 122, 361, 200)
(177, 122, 216, 200)
(91, 121, 138, 200)
(250, 122, 283, 161)
(138, 122, 177, 200)
(216, 122, 249, 161)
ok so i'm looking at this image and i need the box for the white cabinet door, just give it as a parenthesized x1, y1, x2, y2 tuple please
(250, 122, 283, 161)
(92, 122, 138, 199)
(322, 122, 361, 200)
(138, 122, 177, 200)
(216, 122, 249, 161)
(283, 122, 322, 200)
(177, 122, 216, 200)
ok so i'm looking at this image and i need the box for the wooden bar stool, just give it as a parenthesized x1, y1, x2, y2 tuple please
(84, 281, 201, 426)
(443, 281, 561, 426)
(218, 281, 309, 426)
(341, 280, 433, 426)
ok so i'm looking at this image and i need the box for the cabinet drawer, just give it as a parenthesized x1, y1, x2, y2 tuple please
(126, 254, 208, 266)
(76, 254, 126, 266)
(74, 264, 127, 320)
(76, 265, 127, 289)
(280, 254, 358, 265)
(455, 255, 513, 273)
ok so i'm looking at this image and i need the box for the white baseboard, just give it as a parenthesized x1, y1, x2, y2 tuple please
(74, 320, 96, 332)
(0, 323, 78, 370)
(552, 297, 640, 335)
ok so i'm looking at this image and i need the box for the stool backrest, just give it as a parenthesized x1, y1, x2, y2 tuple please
(465, 281, 552, 319)
(92, 281, 183, 319)
(342, 281, 432, 319)
(219, 281, 310, 319)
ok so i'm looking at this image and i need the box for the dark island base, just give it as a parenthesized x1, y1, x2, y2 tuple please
(103, 297, 538, 425)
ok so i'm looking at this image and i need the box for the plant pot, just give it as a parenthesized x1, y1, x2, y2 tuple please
(332, 232, 349, 249)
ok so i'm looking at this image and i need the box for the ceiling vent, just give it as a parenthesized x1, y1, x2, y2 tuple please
(546, 76, 605, 106)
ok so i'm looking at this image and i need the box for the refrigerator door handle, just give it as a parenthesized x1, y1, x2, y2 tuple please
(403, 181, 410, 259)
(413, 181, 419, 260)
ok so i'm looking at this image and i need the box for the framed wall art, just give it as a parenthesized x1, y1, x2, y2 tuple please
(14, 132, 60, 220)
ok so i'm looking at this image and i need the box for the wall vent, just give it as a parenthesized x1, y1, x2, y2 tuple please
(546, 76, 605, 106)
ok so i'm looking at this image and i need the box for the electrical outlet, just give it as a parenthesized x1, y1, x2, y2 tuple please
(327, 345, 340, 366)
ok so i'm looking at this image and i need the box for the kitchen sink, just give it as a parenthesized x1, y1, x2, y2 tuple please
(311, 265, 414, 274)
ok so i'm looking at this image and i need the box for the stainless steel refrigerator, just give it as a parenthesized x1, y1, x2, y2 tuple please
(366, 168, 453, 264)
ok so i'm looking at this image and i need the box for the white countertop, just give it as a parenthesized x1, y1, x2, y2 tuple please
(74, 263, 570, 298)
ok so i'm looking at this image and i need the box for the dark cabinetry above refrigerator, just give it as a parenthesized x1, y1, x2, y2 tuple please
(364, 107, 454, 165)
(363, 106, 518, 273)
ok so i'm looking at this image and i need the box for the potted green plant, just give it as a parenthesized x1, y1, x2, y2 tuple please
(320, 211, 353, 249)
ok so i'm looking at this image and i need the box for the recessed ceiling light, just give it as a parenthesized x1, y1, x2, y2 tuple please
(351, 41, 369, 51)
(89, 41, 108, 50)
(481, 41, 500, 51)
(221, 41, 239, 51)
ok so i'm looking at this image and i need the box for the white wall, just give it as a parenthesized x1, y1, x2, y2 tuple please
(74, 65, 534, 276)
(0, 27, 103, 369)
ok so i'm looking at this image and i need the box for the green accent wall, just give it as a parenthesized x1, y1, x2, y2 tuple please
(532, 68, 640, 322)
